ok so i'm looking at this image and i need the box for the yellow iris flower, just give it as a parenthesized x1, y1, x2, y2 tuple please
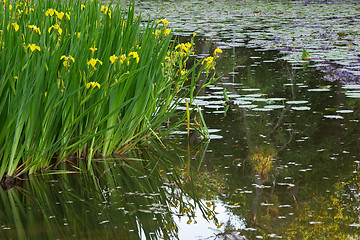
(100, 6, 112, 18)
(157, 19, 169, 26)
(201, 56, 214, 69)
(87, 58, 103, 68)
(109, 55, 118, 64)
(27, 43, 41, 52)
(110, 54, 127, 64)
(45, 8, 55, 16)
(7, 23, 19, 32)
(175, 42, 192, 53)
(128, 52, 139, 63)
(13, 23, 19, 32)
(48, 24, 62, 35)
(89, 46, 97, 53)
(180, 69, 187, 76)
(55, 11, 64, 20)
(60, 55, 75, 67)
(86, 81, 101, 89)
(164, 28, 171, 36)
(119, 54, 126, 64)
(213, 48, 223, 56)
(28, 25, 41, 35)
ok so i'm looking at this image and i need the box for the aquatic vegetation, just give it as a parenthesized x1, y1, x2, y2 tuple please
(162, 41, 360, 238)
(0, 0, 219, 179)
(0, 140, 220, 240)
(317, 61, 360, 85)
(135, 0, 360, 83)
(301, 49, 311, 61)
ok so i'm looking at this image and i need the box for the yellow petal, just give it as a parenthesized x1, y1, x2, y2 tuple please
(109, 55, 117, 64)
(56, 12, 64, 20)
(87, 59, 96, 67)
(13, 23, 19, 32)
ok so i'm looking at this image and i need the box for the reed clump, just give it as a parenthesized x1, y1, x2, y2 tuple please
(0, 0, 220, 179)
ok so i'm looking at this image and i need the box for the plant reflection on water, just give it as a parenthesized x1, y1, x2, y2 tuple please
(178, 38, 360, 239)
(0, 140, 220, 240)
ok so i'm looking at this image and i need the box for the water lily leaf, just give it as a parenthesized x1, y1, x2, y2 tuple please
(286, 100, 309, 104)
(264, 105, 285, 109)
(307, 88, 330, 92)
(252, 108, 273, 111)
(323, 115, 344, 119)
(336, 110, 353, 113)
(292, 106, 311, 111)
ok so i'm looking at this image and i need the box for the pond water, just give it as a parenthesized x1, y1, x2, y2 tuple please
(2, 0, 360, 239)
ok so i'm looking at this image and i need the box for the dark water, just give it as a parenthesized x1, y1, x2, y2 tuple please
(181, 41, 360, 239)
(2, 1, 360, 239)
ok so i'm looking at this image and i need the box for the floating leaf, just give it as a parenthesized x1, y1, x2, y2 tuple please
(336, 110, 353, 113)
(286, 100, 309, 104)
(323, 115, 344, 119)
(292, 106, 311, 111)
(307, 88, 330, 92)
(264, 105, 285, 109)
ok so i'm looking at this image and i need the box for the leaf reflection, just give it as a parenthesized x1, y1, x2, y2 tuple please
(0, 140, 218, 240)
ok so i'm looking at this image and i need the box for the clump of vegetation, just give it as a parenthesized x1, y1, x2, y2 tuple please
(0, 0, 221, 180)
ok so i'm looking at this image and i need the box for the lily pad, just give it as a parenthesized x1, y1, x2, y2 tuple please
(241, 88, 261, 91)
(286, 100, 309, 104)
(205, 105, 224, 109)
(307, 88, 331, 92)
(252, 108, 273, 112)
(342, 85, 360, 90)
(323, 115, 344, 119)
(291, 106, 311, 111)
(234, 100, 253, 105)
(336, 110, 354, 113)
(238, 104, 258, 108)
(264, 105, 285, 109)
(345, 92, 360, 98)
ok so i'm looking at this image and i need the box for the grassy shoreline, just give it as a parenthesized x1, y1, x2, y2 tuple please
(0, 0, 220, 180)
